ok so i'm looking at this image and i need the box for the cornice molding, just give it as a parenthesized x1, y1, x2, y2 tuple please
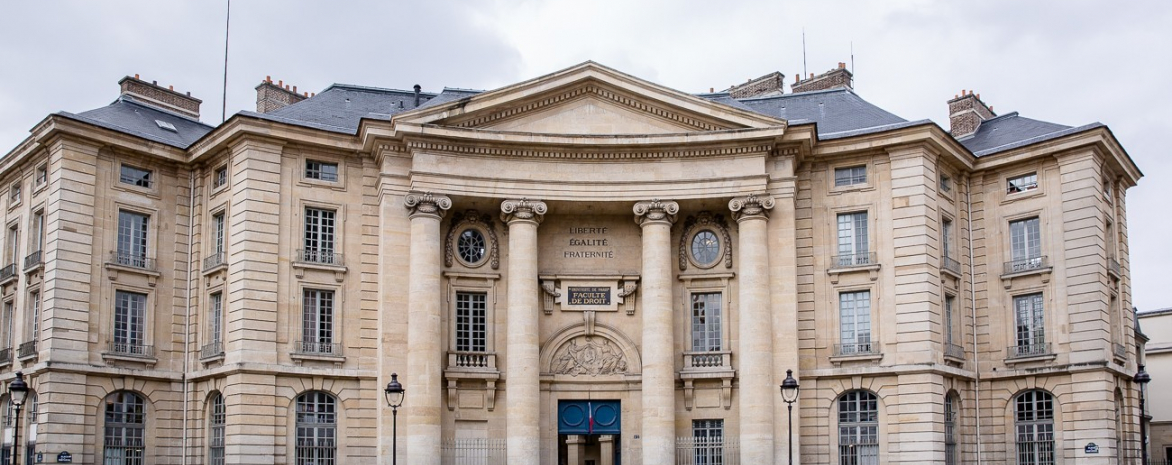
(405, 139, 773, 161)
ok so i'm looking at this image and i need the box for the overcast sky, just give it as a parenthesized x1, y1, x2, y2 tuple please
(2, 1, 1169, 311)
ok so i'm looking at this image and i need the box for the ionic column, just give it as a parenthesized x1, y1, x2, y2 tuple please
(634, 199, 679, 465)
(729, 194, 776, 464)
(403, 192, 451, 465)
(501, 198, 547, 465)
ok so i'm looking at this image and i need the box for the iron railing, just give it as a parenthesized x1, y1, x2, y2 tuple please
(296, 249, 343, 266)
(0, 347, 11, 364)
(22, 250, 42, 271)
(203, 252, 225, 270)
(838, 444, 880, 465)
(294, 340, 341, 356)
(832, 252, 877, 269)
(676, 437, 739, 465)
(201, 342, 224, 360)
(17, 340, 37, 359)
(448, 351, 497, 369)
(0, 263, 16, 283)
(1004, 255, 1048, 275)
(441, 438, 507, 465)
(1015, 435, 1055, 465)
(1108, 258, 1122, 278)
(834, 340, 879, 357)
(109, 341, 154, 358)
(294, 437, 336, 465)
(945, 343, 965, 360)
(1114, 343, 1127, 360)
(683, 351, 733, 369)
(942, 256, 961, 275)
(109, 251, 156, 271)
(1008, 342, 1051, 359)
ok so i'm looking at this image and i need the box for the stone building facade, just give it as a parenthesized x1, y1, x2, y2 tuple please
(1138, 309, 1171, 463)
(0, 62, 1145, 465)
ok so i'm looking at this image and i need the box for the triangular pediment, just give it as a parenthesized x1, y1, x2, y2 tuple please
(392, 62, 787, 136)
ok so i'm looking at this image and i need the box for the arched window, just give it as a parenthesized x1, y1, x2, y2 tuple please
(1114, 389, 1125, 464)
(104, 391, 146, 465)
(209, 393, 225, 465)
(945, 393, 958, 465)
(295, 391, 337, 465)
(1015, 390, 1055, 465)
(838, 390, 879, 465)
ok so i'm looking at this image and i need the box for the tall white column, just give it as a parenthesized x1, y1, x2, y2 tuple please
(634, 199, 679, 465)
(403, 192, 451, 465)
(730, 194, 777, 464)
(501, 198, 547, 465)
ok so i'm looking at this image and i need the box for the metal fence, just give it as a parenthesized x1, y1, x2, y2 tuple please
(441, 438, 507, 465)
(675, 437, 739, 465)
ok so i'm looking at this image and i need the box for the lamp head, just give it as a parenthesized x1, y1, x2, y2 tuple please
(9, 371, 28, 406)
(1134, 364, 1151, 385)
(384, 373, 405, 408)
(780, 369, 800, 404)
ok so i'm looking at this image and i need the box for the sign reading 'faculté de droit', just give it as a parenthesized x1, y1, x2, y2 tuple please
(567, 286, 611, 305)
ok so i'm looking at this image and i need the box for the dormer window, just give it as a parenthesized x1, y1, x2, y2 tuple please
(305, 160, 339, 182)
(120, 165, 153, 189)
(1007, 173, 1037, 194)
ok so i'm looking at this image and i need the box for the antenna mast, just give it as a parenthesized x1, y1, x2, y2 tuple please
(802, 28, 808, 78)
(221, 0, 231, 123)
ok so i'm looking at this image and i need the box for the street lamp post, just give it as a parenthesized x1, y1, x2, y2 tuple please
(384, 373, 406, 465)
(8, 372, 28, 465)
(1134, 365, 1151, 465)
(780, 369, 800, 465)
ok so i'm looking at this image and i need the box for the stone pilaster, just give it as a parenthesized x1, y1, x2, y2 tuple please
(404, 192, 451, 465)
(501, 198, 547, 465)
(729, 194, 776, 464)
(633, 199, 679, 465)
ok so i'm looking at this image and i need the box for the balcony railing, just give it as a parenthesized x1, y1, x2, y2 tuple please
(1113, 343, 1127, 360)
(1008, 342, 1051, 359)
(0, 263, 16, 283)
(945, 343, 966, 360)
(839, 444, 880, 465)
(201, 341, 224, 360)
(295, 249, 343, 266)
(942, 256, 962, 275)
(1108, 257, 1122, 278)
(676, 437, 740, 465)
(109, 341, 154, 358)
(17, 340, 37, 359)
(441, 438, 507, 465)
(0, 347, 11, 364)
(682, 350, 733, 369)
(203, 252, 225, 271)
(448, 351, 497, 369)
(1003, 255, 1049, 275)
(831, 251, 877, 269)
(109, 251, 156, 271)
(293, 340, 341, 356)
(834, 340, 880, 357)
(23, 250, 42, 271)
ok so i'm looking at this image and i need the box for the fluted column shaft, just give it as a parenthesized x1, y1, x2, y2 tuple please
(403, 192, 451, 465)
(730, 194, 776, 464)
(502, 199, 547, 465)
(634, 199, 679, 465)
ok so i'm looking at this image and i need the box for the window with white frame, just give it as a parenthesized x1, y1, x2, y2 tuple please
(9, 183, 20, 204)
(119, 164, 153, 189)
(34, 165, 47, 187)
(103, 391, 146, 465)
(7, 224, 19, 266)
(944, 295, 957, 350)
(305, 160, 339, 182)
(213, 166, 228, 189)
(834, 165, 867, 187)
(212, 212, 225, 259)
(1015, 390, 1055, 465)
(692, 419, 725, 465)
(1, 301, 11, 351)
(1008, 217, 1042, 271)
(455, 292, 487, 352)
(1013, 293, 1046, 357)
(942, 218, 954, 260)
(839, 290, 873, 355)
(295, 391, 337, 465)
(1007, 173, 1038, 194)
(30, 210, 44, 257)
(208, 393, 225, 465)
(940, 174, 952, 193)
(27, 291, 39, 341)
(209, 292, 223, 348)
(838, 390, 879, 465)
(116, 210, 150, 268)
(114, 290, 148, 355)
(303, 207, 337, 265)
(24, 392, 36, 465)
(836, 212, 870, 267)
(691, 292, 723, 352)
(301, 289, 335, 354)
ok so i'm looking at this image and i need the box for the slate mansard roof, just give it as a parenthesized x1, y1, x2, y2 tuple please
(57, 95, 215, 149)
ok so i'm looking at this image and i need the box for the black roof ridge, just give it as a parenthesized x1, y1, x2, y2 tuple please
(972, 122, 1106, 157)
(441, 87, 485, 93)
(323, 83, 440, 96)
(981, 111, 1021, 124)
(735, 87, 852, 102)
(118, 95, 213, 127)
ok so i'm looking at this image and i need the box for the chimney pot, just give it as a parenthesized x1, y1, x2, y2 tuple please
(709, 87, 714, 93)
(838, 62, 845, 69)
(285, 85, 290, 90)
(152, 80, 157, 85)
(266, 75, 271, 83)
(293, 85, 297, 93)
(168, 85, 174, 91)
(279, 80, 283, 87)
(186, 91, 191, 96)
(134, 74, 140, 80)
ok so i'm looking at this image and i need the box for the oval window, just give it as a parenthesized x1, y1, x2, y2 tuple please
(690, 230, 720, 266)
(457, 229, 487, 265)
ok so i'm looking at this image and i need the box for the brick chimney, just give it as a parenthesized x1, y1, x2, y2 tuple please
(118, 74, 202, 118)
(948, 90, 996, 138)
(791, 62, 853, 94)
(724, 71, 785, 98)
(255, 76, 308, 113)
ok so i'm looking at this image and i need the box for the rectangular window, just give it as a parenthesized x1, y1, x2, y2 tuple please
(119, 164, 153, 188)
(691, 292, 723, 352)
(6, 224, 18, 265)
(1007, 172, 1038, 194)
(114, 290, 147, 350)
(940, 174, 952, 192)
(303, 207, 336, 264)
(455, 292, 487, 352)
(117, 210, 150, 267)
(9, 183, 20, 203)
(210, 292, 223, 345)
(692, 419, 724, 465)
(213, 166, 228, 189)
(1009, 217, 1041, 269)
(1014, 293, 1045, 356)
(35, 165, 47, 186)
(302, 289, 335, 353)
(942, 218, 953, 260)
(836, 212, 869, 266)
(834, 165, 867, 187)
(945, 295, 956, 347)
(839, 291, 872, 354)
(2, 301, 12, 350)
(27, 291, 39, 340)
(305, 160, 339, 182)
(212, 212, 225, 257)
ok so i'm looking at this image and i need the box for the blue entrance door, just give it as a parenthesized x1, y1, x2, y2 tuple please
(557, 400, 620, 435)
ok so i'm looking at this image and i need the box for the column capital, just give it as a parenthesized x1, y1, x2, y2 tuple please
(633, 199, 679, 227)
(404, 191, 452, 220)
(729, 194, 775, 222)
(501, 198, 547, 225)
